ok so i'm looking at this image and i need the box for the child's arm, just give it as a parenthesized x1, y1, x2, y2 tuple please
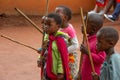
(80, 44, 88, 54)
(91, 51, 106, 64)
(80, 44, 106, 64)
(68, 36, 79, 53)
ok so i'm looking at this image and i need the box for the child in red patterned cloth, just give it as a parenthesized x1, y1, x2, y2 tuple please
(38, 13, 70, 80)
(55, 5, 79, 80)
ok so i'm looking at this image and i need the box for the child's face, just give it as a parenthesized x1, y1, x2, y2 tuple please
(96, 31, 111, 51)
(55, 7, 65, 19)
(55, 7, 66, 26)
(42, 17, 59, 35)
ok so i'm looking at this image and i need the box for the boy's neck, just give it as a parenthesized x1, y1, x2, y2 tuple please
(105, 48, 114, 61)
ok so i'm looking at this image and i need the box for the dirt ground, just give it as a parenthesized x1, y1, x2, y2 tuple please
(0, 14, 120, 80)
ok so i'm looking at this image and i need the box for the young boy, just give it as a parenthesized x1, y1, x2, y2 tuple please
(95, 27, 120, 80)
(55, 5, 79, 79)
(76, 13, 106, 80)
(39, 13, 70, 80)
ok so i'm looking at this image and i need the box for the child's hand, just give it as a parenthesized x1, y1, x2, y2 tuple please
(57, 73, 64, 80)
(92, 72, 100, 80)
(37, 50, 41, 54)
(37, 48, 42, 54)
(37, 59, 42, 67)
(74, 71, 81, 80)
(37, 55, 42, 68)
(80, 44, 88, 54)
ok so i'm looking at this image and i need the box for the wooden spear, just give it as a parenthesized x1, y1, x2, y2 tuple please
(14, 8, 43, 34)
(1, 34, 38, 52)
(80, 7, 95, 73)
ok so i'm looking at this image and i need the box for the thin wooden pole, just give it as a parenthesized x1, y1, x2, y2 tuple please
(14, 8, 43, 34)
(41, 0, 50, 80)
(46, 0, 49, 15)
(80, 7, 95, 73)
(79, 13, 88, 71)
(1, 34, 38, 52)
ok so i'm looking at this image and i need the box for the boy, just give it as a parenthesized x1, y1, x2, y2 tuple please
(55, 5, 79, 79)
(95, 27, 120, 80)
(39, 13, 70, 80)
(76, 13, 106, 80)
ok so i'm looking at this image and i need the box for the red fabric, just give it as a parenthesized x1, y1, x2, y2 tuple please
(46, 35, 70, 80)
(96, 0, 108, 7)
(81, 35, 106, 80)
(117, 0, 120, 3)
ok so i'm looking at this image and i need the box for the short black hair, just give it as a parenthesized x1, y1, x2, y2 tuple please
(46, 13, 62, 25)
(98, 27, 119, 45)
(57, 5, 72, 21)
(88, 13, 103, 31)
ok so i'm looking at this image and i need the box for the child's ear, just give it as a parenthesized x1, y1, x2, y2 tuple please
(64, 15, 68, 21)
(108, 41, 115, 47)
(91, 27, 97, 33)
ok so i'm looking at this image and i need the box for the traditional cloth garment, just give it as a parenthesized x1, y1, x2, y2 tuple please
(100, 52, 120, 80)
(117, 0, 120, 3)
(41, 31, 70, 80)
(96, 0, 108, 7)
(81, 34, 106, 80)
(59, 23, 79, 79)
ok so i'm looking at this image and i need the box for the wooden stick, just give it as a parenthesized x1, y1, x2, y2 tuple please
(79, 13, 88, 71)
(46, 0, 49, 15)
(14, 8, 43, 34)
(80, 7, 95, 73)
(1, 34, 38, 52)
(41, 0, 49, 80)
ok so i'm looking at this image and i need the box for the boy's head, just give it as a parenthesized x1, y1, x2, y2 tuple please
(42, 13, 62, 35)
(82, 13, 103, 35)
(96, 27, 119, 52)
(55, 5, 72, 22)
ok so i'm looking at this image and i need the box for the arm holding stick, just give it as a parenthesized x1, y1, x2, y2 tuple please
(80, 7, 95, 73)
(75, 8, 96, 80)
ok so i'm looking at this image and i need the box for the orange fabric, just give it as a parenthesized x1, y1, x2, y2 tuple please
(69, 54, 75, 63)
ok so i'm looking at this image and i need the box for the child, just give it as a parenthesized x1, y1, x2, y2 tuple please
(39, 13, 70, 80)
(55, 5, 79, 79)
(78, 13, 106, 80)
(89, 0, 108, 15)
(104, 0, 120, 22)
(95, 27, 120, 80)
